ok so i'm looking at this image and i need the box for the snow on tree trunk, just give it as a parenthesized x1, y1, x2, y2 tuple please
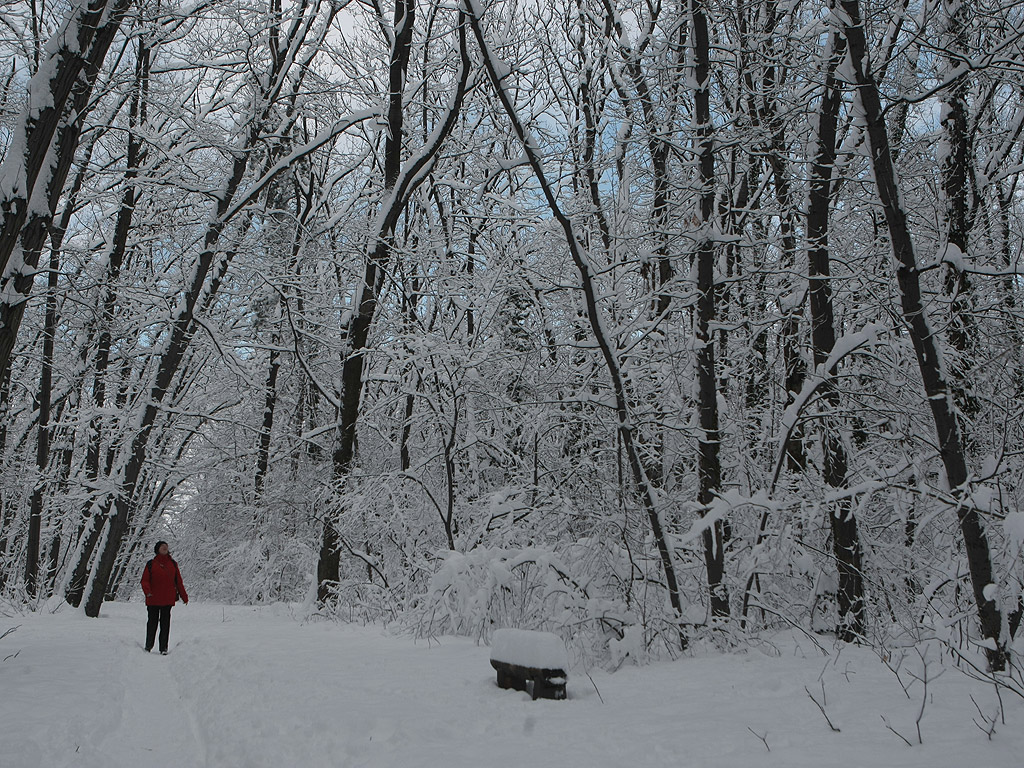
(805, 29, 865, 642)
(464, 0, 686, 628)
(84, 3, 360, 615)
(0, 0, 132, 394)
(691, 0, 728, 619)
(837, 0, 1006, 670)
(317, 3, 470, 602)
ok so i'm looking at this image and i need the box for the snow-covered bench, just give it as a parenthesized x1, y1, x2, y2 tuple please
(489, 628, 568, 700)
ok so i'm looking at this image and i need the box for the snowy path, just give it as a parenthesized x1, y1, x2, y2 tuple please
(1, 601, 1022, 767)
(1, 603, 207, 768)
(98, 635, 207, 766)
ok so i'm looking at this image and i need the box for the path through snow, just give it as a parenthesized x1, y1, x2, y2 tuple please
(1, 601, 1022, 767)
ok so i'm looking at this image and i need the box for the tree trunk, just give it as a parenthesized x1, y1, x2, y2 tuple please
(255, 347, 281, 498)
(398, 269, 422, 472)
(754, 1, 807, 474)
(465, 2, 686, 625)
(317, 4, 469, 601)
(805, 29, 865, 641)
(24, 213, 60, 597)
(938, 0, 980, 429)
(837, 0, 1005, 669)
(321, 0, 417, 600)
(25, 105, 102, 600)
(46, 529, 62, 597)
(692, 0, 728, 618)
(0, 0, 132, 391)
(66, 39, 149, 607)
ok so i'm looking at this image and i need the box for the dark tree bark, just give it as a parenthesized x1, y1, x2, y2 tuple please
(25, 114, 99, 601)
(752, 0, 806, 474)
(255, 184, 307, 498)
(938, 0, 980, 427)
(0, 0, 132, 392)
(464, 1, 688, 626)
(319, 0, 417, 599)
(398, 264, 422, 473)
(572, 0, 613, 259)
(692, 0, 728, 618)
(994, 182, 1024, 398)
(24, 221, 59, 597)
(65, 352, 134, 607)
(46, 527, 62, 596)
(607, 8, 686, 494)
(317, 5, 470, 601)
(22, 40, 105, 595)
(66, 40, 150, 607)
(255, 347, 281, 498)
(613, 2, 677, 318)
(837, 0, 1006, 669)
(442, 397, 459, 550)
(805, 29, 865, 642)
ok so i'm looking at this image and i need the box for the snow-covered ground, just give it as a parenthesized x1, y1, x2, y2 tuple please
(1, 601, 1021, 767)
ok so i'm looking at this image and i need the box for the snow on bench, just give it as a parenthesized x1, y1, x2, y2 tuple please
(489, 629, 568, 700)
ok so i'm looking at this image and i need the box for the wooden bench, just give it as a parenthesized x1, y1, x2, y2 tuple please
(489, 629, 568, 701)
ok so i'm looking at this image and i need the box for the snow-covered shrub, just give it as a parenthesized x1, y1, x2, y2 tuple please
(407, 543, 676, 666)
(175, 470, 320, 604)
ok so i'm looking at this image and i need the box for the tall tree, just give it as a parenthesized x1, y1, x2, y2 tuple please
(81, 0, 359, 616)
(317, 1, 471, 601)
(836, 0, 1006, 670)
(464, 0, 688, 626)
(691, 0, 728, 618)
(804, 27, 865, 641)
(0, 0, 133, 390)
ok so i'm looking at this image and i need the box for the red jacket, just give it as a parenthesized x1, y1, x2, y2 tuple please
(141, 554, 188, 606)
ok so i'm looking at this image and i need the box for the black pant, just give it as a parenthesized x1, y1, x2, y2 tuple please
(146, 605, 172, 652)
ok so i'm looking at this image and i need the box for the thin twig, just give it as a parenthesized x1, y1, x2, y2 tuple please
(936, 638, 1024, 701)
(881, 715, 913, 747)
(805, 686, 840, 732)
(746, 599, 830, 656)
(875, 647, 912, 699)
(970, 695, 998, 740)
(584, 667, 604, 704)
(747, 727, 770, 752)
(904, 646, 939, 744)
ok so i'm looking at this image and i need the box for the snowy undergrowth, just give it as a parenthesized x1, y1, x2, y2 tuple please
(409, 542, 694, 668)
(1, 600, 1022, 768)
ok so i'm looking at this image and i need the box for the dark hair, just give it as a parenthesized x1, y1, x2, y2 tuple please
(154, 540, 169, 554)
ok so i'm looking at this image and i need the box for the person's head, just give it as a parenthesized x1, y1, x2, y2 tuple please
(154, 541, 169, 556)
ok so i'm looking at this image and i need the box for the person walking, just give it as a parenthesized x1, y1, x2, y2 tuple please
(141, 541, 188, 654)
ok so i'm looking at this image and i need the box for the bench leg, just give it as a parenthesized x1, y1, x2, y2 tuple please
(496, 668, 529, 693)
(532, 677, 567, 700)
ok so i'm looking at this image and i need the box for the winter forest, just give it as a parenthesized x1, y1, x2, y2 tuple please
(3, 0, 1024, 709)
